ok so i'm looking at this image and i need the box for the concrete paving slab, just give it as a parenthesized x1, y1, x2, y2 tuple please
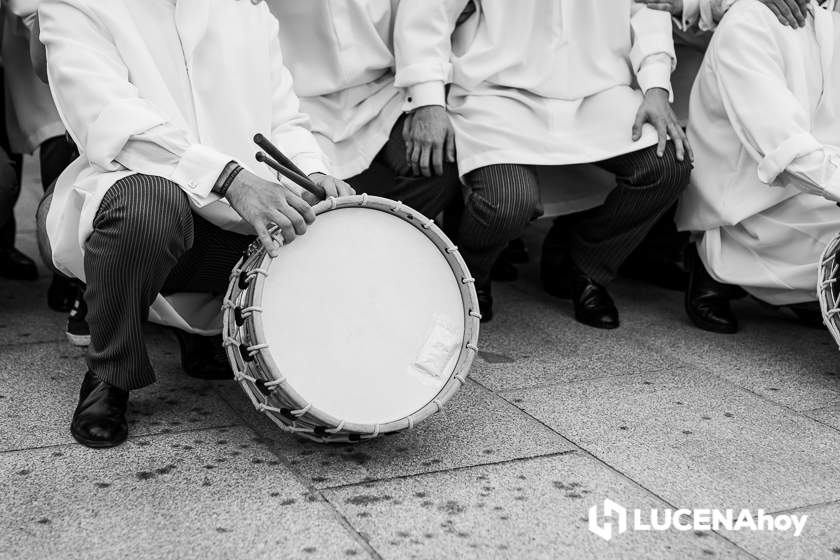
(503, 369, 840, 513)
(606, 281, 840, 412)
(218, 380, 575, 488)
(0, 426, 369, 560)
(0, 277, 67, 345)
(721, 501, 840, 560)
(0, 341, 241, 452)
(323, 452, 753, 560)
(472, 290, 677, 392)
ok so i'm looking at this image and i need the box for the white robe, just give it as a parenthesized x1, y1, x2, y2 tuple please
(39, 0, 327, 333)
(266, 0, 404, 180)
(394, 0, 676, 177)
(3, 0, 63, 154)
(676, 0, 840, 305)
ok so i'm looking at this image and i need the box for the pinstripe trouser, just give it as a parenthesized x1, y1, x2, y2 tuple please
(84, 174, 254, 391)
(459, 142, 691, 286)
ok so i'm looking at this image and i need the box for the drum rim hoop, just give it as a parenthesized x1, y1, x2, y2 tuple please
(225, 195, 481, 439)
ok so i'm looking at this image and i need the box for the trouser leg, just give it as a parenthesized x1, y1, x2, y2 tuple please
(568, 143, 691, 285)
(458, 164, 542, 287)
(346, 114, 461, 219)
(84, 175, 195, 390)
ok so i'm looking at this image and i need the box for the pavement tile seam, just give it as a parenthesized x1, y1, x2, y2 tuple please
(472, 369, 664, 394)
(320, 449, 579, 492)
(766, 498, 840, 516)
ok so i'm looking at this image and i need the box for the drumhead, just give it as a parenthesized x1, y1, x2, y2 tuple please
(259, 207, 466, 425)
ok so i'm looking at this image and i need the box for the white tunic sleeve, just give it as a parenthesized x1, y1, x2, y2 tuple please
(264, 13, 328, 176)
(712, 9, 840, 201)
(394, 0, 470, 110)
(39, 0, 232, 208)
(629, 6, 676, 98)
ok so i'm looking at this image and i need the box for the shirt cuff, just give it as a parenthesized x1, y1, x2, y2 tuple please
(404, 81, 446, 112)
(292, 154, 329, 177)
(757, 133, 823, 184)
(637, 55, 674, 102)
(171, 144, 231, 207)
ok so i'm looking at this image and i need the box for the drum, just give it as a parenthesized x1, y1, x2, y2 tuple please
(222, 195, 481, 442)
(818, 233, 840, 346)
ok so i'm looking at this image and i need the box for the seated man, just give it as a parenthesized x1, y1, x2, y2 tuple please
(395, 0, 692, 327)
(39, 0, 352, 448)
(265, 0, 461, 220)
(677, 0, 840, 333)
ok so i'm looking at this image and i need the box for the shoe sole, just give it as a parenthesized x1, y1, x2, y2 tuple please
(66, 332, 91, 347)
(70, 425, 127, 449)
(685, 308, 739, 334)
(575, 315, 620, 330)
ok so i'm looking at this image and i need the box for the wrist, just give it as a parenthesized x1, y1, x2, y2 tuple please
(212, 161, 243, 198)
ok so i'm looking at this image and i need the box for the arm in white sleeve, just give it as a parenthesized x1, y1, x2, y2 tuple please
(394, 0, 470, 111)
(630, 5, 677, 99)
(39, 0, 231, 207)
(713, 9, 840, 201)
(264, 12, 328, 177)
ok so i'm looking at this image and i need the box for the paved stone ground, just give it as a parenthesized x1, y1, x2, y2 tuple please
(2, 159, 840, 559)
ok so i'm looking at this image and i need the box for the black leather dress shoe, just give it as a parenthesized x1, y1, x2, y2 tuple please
(70, 371, 129, 449)
(476, 285, 493, 323)
(172, 329, 234, 380)
(0, 247, 38, 281)
(571, 267, 620, 329)
(685, 244, 741, 334)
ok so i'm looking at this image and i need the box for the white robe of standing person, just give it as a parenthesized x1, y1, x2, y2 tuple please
(677, 0, 840, 307)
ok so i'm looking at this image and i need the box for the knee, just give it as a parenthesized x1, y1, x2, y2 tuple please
(95, 175, 192, 256)
(466, 166, 541, 233)
(632, 145, 693, 202)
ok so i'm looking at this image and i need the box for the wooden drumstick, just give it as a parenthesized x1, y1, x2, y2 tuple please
(255, 151, 326, 203)
(253, 133, 315, 184)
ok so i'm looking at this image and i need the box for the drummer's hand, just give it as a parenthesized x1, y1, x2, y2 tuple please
(308, 172, 355, 198)
(632, 87, 693, 163)
(225, 169, 316, 257)
(403, 105, 456, 177)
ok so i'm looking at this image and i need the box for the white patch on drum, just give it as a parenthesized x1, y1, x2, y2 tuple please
(409, 315, 461, 385)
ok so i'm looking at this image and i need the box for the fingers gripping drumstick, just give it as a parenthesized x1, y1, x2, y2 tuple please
(255, 152, 323, 206)
(253, 134, 327, 201)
